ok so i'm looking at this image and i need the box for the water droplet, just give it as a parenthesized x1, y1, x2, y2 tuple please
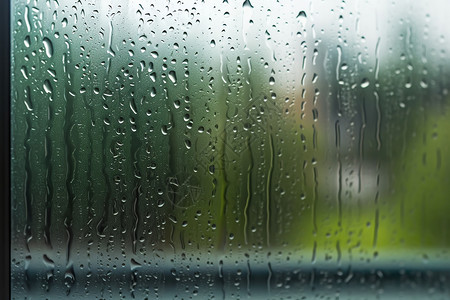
(43, 80, 53, 93)
(43, 38, 53, 58)
(360, 78, 370, 88)
(43, 254, 55, 268)
(297, 11, 307, 27)
(21, 66, 28, 79)
(150, 51, 158, 58)
(161, 125, 168, 135)
(150, 87, 157, 97)
(130, 258, 142, 271)
(24, 35, 31, 47)
(103, 89, 113, 97)
(168, 70, 177, 84)
(420, 80, 428, 89)
(210, 39, 216, 47)
(47, 69, 56, 78)
(242, 0, 254, 8)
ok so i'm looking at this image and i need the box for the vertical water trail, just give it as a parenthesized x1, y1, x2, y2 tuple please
(24, 86, 33, 111)
(336, 240, 342, 265)
(373, 34, 382, 246)
(82, 91, 95, 282)
(312, 166, 318, 234)
(63, 86, 75, 265)
(246, 254, 251, 296)
(24, 115, 33, 252)
(374, 37, 381, 81)
(267, 261, 273, 295)
(358, 97, 367, 194)
(266, 133, 274, 247)
(130, 95, 142, 255)
(374, 91, 382, 151)
(311, 240, 317, 263)
(400, 109, 410, 226)
(166, 86, 176, 208)
(243, 56, 253, 245)
(97, 124, 111, 238)
(24, 6, 31, 32)
(312, 124, 317, 149)
(373, 167, 380, 248)
(217, 125, 229, 251)
(165, 86, 178, 252)
(243, 138, 253, 245)
(335, 120, 342, 227)
(131, 184, 140, 254)
(62, 46, 76, 267)
(216, 53, 230, 251)
(44, 108, 53, 248)
(336, 45, 342, 82)
(218, 259, 225, 300)
(336, 46, 343, 115)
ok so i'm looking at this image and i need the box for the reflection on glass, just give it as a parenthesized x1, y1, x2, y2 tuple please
(11, 0, 450, 298)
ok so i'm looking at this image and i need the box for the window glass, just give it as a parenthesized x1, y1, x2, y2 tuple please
(11, 0, 450, 298)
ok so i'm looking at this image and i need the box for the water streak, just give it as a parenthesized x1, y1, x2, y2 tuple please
(266, 133, 274, 247)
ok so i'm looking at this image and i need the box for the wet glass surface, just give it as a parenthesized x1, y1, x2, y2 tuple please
(11, 0, 450, 298)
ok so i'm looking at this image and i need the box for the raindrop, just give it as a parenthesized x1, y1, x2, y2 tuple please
(20, 66, 28, 79)
(297, 11, 307, 27)
(150, 87, 157, 97)
(150, 51, 158, 58)
(168, 70, 177, 84)
(24, 35, 31, 47)
(242, 0, 253, 8)
(130, 258, 142, 271)
(47, 68, 56, 78)
(43, 80, 53, 93)
(161, 125, 168, 135)
(43, 254, 55, 267)
(420, 80, 428, 89)
(43, 38, 53, 58)
(360, 78, 370, 88)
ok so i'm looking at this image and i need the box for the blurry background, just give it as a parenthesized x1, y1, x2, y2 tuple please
(11, 0, 450, 298)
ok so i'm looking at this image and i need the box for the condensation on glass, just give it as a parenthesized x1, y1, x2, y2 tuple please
(11, 0, 450, 298)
